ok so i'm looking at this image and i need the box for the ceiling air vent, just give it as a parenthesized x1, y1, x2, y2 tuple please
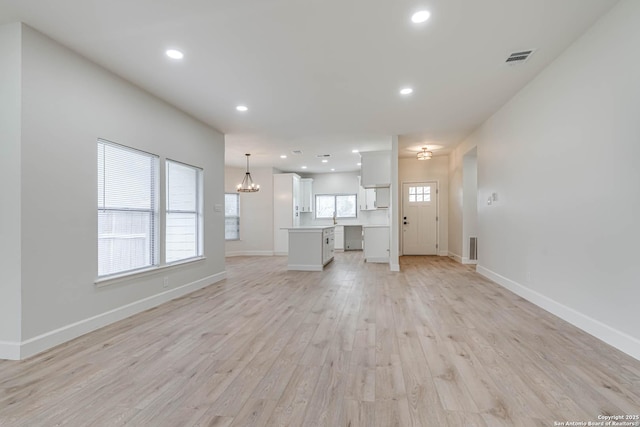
(316, 154, 331, 158)
(505, 49, 535, 65)
(291, 150, 303, 155)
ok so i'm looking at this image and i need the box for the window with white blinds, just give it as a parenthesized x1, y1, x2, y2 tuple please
(224, 193, 240, 240)
(166, 160, 203, 263)
(98, 139, 159, 277)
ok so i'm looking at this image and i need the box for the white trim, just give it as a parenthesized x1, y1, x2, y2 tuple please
(273, 252, 288, 257)
(95, 256, 206, 287)
(287, 264, 323, 271)
(390, 263, 400, 272)
(477, 265, 640, 362)
(365, 257, 389, 263)
(438, 250, 449, 257)
(448, 252, 463, 263)
(15, 272, 226, 360)
(225, 250, 274, 257)
(461, 257, 478, 265)
(0, 341, 21, 360)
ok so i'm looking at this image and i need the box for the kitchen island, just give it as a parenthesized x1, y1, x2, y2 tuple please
(285, 226, 335, 271)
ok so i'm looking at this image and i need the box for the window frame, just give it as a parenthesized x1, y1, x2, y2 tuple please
(97, 139, 160, 278)
(165, 159, 204, 264)
(314, 194, 358, 219)
(224, 193, 240, 241)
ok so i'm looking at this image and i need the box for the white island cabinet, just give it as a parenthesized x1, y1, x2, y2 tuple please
(286, 226, 334, 271)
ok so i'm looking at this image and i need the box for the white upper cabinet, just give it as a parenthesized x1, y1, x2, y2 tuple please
(273, 173, 301, 254)
(360, 151, 391, 188)
(300, 178, 313, 212)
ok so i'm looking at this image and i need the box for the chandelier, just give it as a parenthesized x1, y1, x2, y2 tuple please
(417, 147, 433, 160)
(237, 153, 260, 192)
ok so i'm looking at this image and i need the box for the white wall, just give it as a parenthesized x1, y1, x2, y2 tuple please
(462, 148, 478, 262)
(1, 24, 226, 359)
(398, 156, 449, 256)
(0, 23, 22, 355)
(450, 0, 640, 359)
(224, 166, 274, 256)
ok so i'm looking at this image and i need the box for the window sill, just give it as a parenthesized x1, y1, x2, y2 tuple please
(95, 256, 206, 288)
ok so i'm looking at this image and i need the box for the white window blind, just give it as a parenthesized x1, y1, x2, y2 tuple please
(166, 160, 203, 263)
(225, 193, 240, 240)
(98, 139, 159, 277)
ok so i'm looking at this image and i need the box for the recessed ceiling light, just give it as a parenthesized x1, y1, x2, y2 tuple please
(280, 155, 287, 159)
(357, 162, 362, 166)
(301, 166, 307, 169)
(352, 149, 359, 153)
(236, 105, 248, 112)
(322, 159, 328, 163)
(400, 87, 413, 95)
(411, 10, 431, 24)
(331, 168, 335, 172)
(165, 49, 184, 59)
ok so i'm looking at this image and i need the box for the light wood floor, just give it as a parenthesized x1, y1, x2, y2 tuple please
(1, 253, 639, 426)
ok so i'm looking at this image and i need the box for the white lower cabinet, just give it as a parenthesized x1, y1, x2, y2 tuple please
(363, 226, 389, 263)
(287, 226, 334, 271)
(335, 226, 344, 250)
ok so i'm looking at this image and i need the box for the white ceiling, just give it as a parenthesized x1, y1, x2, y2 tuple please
(0, 0, 619, 173)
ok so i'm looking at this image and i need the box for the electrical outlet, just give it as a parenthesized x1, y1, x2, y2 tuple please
(163, 277, 169, 288)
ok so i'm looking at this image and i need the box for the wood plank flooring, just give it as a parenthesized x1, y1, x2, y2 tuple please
(1, 253, 639, 426)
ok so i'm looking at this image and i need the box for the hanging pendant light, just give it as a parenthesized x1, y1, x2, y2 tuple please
(237, 153, 260, 192)
(416, 146, 433, 160)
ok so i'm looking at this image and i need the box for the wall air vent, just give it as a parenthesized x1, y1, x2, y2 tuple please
(469, 237, 478, 261)
(505, 49, 535, 65)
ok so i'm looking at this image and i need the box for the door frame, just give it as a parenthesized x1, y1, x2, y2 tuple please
(400, 180, 439, 256)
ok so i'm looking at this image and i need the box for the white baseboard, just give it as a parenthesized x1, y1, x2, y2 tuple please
(287, 264, 323, 271)
(448, 252, 463, 263)
(390, 263, 400, 272)
(14, 272, 226, 360)
(365, 257, 389, 263)
(461, 257, 478, 265)
(225, 250, 274, 257)
(477, 265, 640, 361)
(438, 250, 449, 257)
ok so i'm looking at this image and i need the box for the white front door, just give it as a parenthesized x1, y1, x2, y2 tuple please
(402, 182, 437, 255)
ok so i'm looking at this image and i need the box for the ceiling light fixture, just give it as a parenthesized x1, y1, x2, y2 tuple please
(236, 105, 248, 112)
(357, 162, 362, 166)
(411, 10, 431, 23)
(331, 168, 335, 172)
(400, 87, 413, 95)
(280, 155, 287, 159)
(237, 154, 259, 192)
(417, 147, 433, 160)
(352, 149, 359, 153)
(165, 49, 184, 59)
(301, 166, 307, 169)
(322, 159, 328, 163)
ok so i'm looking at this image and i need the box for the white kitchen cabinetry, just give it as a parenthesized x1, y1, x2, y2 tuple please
(363, 226, 389, 263)
(360, 151, 391, 188)
(375, 187, 390, 209)
(358, 184, 389, 210)
(273, 173, 301, 255)
(287, 226, 334, 271)
(300, 178, 313, 212)
(335, 226, 344, 250)
(359, 187, 376, 211)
